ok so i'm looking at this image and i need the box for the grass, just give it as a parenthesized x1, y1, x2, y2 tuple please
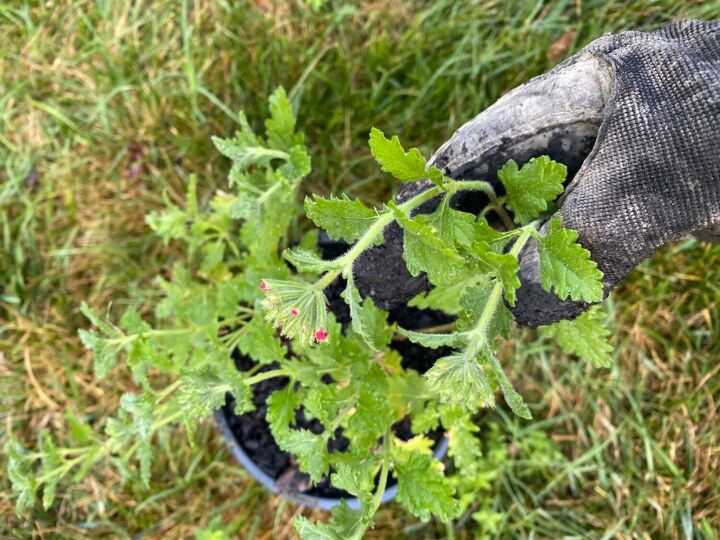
(1, 0, 719, 538)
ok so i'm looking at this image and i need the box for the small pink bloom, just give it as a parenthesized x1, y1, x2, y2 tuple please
(314, 328, 328, 342)
(290, 308, 299, 316)
(260, 280, 270, 292)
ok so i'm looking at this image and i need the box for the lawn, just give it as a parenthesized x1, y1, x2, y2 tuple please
(1, 1, 719, 538)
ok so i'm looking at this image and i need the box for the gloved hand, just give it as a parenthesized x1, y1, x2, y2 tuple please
(355, 19, 720, 327)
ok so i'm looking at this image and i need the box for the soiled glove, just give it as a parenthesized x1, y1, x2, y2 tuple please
(355, 19, 720, 327)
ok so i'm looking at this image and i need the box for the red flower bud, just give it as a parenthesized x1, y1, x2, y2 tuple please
(314, 328, 328, 342)
(290, 308, 299, 316)
(260, 280, 270, 292)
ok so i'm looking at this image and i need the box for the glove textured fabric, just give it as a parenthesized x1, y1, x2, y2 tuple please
(355, 20, 720, 326)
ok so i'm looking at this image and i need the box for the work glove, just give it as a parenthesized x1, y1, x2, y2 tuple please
(355, 19, 720, 327)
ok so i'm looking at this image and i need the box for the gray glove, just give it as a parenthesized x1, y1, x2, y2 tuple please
(355, 19, 720, 327)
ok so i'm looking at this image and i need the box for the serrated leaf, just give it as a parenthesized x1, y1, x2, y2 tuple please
(284, 247, 340, 274)
(6, 438, 37, 515)
(277, 429, 330, 483)
(331, 460, 377, 507)
(304, 194, 379, 244)
(390, 202, 464, 285)
(498, 156, 566, 224)
(457, 284, 513, 341)
(397, 327, 466, 349)
(487, 356, 531, 419)
(392, 447, 459, 522)
(260, 279, 329, 345)
(294, 501, 361, 540)
(425, 354, 494, 410)
(369, 127, 444, 185)
(418, 195, 476, 248)
(341, 273, 393, 351)
(408, 273, 483, 315)
(266, 386, 303, 437)
(439, 406, 482, 475)
(265, 87, 299, 149)
(179, 367, 252, 422)
(211, 136, 288, 170)
(542, 306, 613, 368)
(237, 313, 287, 365)
(538, 216, 604, 303)
(279, 145, 311, 180)
(469, 242, 521, 305)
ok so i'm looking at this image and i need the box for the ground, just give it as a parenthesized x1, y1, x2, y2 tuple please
(1, 1, 720, 538)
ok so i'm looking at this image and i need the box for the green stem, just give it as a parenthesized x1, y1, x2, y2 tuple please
(244, 368, 290, 386)
(466, 223, 537, 359)
(313, 179, 495, 292)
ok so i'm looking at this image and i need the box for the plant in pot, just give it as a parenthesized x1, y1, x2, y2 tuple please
(6, 89, 612, 538)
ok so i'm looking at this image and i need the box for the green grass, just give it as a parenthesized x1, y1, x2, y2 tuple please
(1, 0, 720, 538)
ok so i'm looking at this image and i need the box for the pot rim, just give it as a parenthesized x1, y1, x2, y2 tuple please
(214, 407, 449, 510)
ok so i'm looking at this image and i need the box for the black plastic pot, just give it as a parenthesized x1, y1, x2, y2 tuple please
(215, 408, 449, 510)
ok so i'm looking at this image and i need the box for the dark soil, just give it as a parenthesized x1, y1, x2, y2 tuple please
(221, 238, 454, 499)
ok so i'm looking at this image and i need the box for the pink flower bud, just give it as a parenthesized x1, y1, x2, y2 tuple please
(260, 280, 270, 292)
(290, 308, 299, 316)
(314, 328, 328, 342)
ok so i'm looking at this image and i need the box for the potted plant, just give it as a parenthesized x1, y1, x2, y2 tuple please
(6, 88, 612, 538)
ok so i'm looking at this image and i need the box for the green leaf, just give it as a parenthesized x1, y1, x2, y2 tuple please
(294, 501, 362, 540)
(304, 194, 379, 244)
(457, 284, 513, 341)
(266, 386, 303, 434)
(341, 273, 393, 351)
(265, 87, 299, 149)
(212, 136, 288, 170)
(488, 356, 532, 419)
(237, 313, 287, 365)
(368, 127, 444, 185)
(538, 216, 604, 303)
(397, 327, 466, 349)
(284, 247, 340, 274)
(392, 447, 459, 522)
(498, 156, 566, 224)
(260, 279, 329, 345)
(331, 460, 377, 508)
(542, 306, 613, 368)
(5, 437, 37, 515)
(179, 367, 252, 423)
(418, 195, 476, 248)
(408, 273, 483, 315)
(439, 406, 482, 476)
(469, 242, 521, 305)
(277, 429, 330, 483)
(390, 202, 464, 285)
(425, 354, 494, 410)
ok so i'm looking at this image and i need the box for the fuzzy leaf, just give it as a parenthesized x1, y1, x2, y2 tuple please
(277, 429, 330, 483)
(265, 87, 300, 149)
(538, 217, 604, 303)
(418, 195, 476, 248)
(305, 194, 380, 244)
(542, 306, 613, 368)
(341, 273, 393, 351)
(457, 284, 513, 341)
(390, 202, 464, 285)
(408, 273, 483, 315)
(469, 242, 521, 305)
(393, 447, 460, 522)
(397, 327, 467, 349)
(284, 247, 340, 274)
(498, 156, 566, 224)
(261, 279, 329, 345)
(425, 354, 494, 410)
(294, 501, 361, 540)
(488, 356, 532, 419)
(369, 128, 444, 185)
(237, 313, 287, 365)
